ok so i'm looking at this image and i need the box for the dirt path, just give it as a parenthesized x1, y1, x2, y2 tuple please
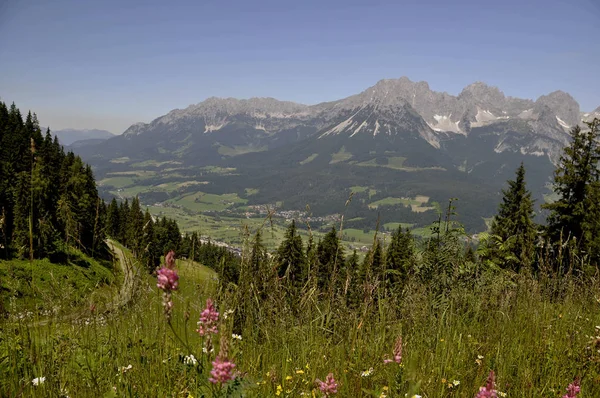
(105, 239, 139, 310)
(19, 240, 138, 327)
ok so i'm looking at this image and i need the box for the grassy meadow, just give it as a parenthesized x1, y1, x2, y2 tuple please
(1, 233, 599, 397)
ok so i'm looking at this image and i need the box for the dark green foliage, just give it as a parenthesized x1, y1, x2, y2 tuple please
(487, 163, 537, 271)
(384, 227, 414, 291)
(316, 226, 344, 291)
(0, 101, 104, 260)
(543, 119, 600, 270)
(276, 220, 307, 292)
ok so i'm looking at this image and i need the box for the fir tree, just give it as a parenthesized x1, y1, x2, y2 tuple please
(384, 226, 414, 290)
(489, 163, 537, 271)
(316, 226, 344, 291)
(543, 119, 600, 268)
(276, 220, 306, 291)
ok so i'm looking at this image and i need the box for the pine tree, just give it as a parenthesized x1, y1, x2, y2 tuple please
(316, 226, 344, 290)
(384, 226, 414, 290)
(106, 198, 120, 238)
(488, 163, 537, 271)
(276, 220, 306, 291)
(543, 119, 600, 269)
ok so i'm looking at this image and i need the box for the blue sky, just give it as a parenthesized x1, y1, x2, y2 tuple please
(0, 0, 599, 133)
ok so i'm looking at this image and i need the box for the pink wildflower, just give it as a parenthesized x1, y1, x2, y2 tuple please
(316, 373, 338, 396)
(475, 371, 497, 398)
(562, 377, 581, 398)
(384, 335, 402, 364)
(196, 298, 219, 336)
(209, 356, 236, 384)
(157, 267, 179, 291)
(165, 250, 175, 268)
(156, 251, 179, 320)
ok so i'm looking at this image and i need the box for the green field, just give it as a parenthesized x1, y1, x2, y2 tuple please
(217, 145, 267, 156)
(168, 192, 247, 212)
(300, 153, 318, 165)
(330, 146, 353, 163)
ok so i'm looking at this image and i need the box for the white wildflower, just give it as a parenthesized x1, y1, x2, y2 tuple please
(32, 377, 46, 386)
(232, 333, 242, 341)
(360, 367, 374, 377)
(184, 354, 198, 366)
(452, 380, 460, 386)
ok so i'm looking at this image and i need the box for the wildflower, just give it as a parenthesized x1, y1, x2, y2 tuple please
(316, 373, 338, 396)
(453, 380, 460, 386)
(157, 267, 179, 291)
(476, 354, 484, 366)
(197, 298, 219, 336)
(296, 369, 305, 374)
(562, 377, 581, 398)
(157, 251, 179, 320)
(475, 370, 498, 398)
(286, 375, 293, 381)
(276, 384, 283, 396)
(232, 333, 242, 341)
(32, 377, 46, 386)
(498, 392, 507, 397)
(184, 354, 198, 366)
(117, 364, 133, 376)
(223, 309, 234, 319)
(384, 335, 403, 364)
(361, 367, 374, 377)
(208, 356, 236, 384)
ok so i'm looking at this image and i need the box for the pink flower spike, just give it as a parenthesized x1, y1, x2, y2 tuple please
(475, 371, 497, 398)
(562, 377, 581, 398)
(384, 335, 403, 365)
(316, 373, 338, 396)
(157, 267, 179, 291)
(209, 356, 236, 384)
(197, 298, 220, 336)
(165, 250, 176, 269)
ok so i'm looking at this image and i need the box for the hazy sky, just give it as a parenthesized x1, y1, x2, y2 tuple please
(1, 0, 599, 134)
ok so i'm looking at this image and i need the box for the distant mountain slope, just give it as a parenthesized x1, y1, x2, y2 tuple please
(70, 78, 599, 233)
(54, 128, 114, 146)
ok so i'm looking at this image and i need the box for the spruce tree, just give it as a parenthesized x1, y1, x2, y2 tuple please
(385, 226, 414, 290)
(543, 119, 600, 268)
(316, 226, 344, 290)
(276, 220, 306, 290)
(489, 163, 537, 271)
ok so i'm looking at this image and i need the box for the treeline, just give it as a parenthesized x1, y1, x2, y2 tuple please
(0, 102, 190, 266)
(104, 196, 241, 276)
(212, 119, 600, 328)
(0, 102, 102, 260)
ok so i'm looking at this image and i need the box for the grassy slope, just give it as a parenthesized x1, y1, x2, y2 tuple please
(0, 250, 116, 315)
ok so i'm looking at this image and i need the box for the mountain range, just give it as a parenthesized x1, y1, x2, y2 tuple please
(73, 77, 600, 233)
(53, 128, 114, 146)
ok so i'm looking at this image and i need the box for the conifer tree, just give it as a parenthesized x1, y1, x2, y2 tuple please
(106, 198, 120, 238)
(384, 226, 414, 290)
(543, 119, 600, 268)
(276, 220, 306, 290)
(316, 226, 344, 290)
(488, 163, 537, 271)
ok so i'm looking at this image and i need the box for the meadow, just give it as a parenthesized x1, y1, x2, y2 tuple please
(1, 229, 597, 397)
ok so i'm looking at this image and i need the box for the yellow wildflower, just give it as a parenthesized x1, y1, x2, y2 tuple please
(276, 384, 283, 396)
(296, 369, 305, 374)
(286, 375, 293, 381)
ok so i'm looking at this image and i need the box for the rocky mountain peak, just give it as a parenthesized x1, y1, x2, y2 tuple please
(458, 82, 506, 110)
(535, 91, 580, 127)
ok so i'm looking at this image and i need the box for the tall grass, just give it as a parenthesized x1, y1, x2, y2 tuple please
(1, 241, 599, 397)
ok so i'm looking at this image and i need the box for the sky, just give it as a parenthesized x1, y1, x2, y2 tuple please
(0, 0, 599, 134)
